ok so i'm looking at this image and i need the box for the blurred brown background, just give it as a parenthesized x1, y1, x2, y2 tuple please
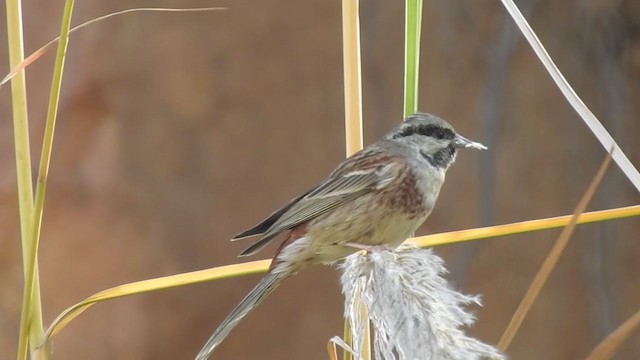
(1, 0, 639, 359)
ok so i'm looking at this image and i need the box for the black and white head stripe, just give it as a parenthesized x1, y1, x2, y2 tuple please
(389, 112, 457, 141)
(392, 123, 455, 140)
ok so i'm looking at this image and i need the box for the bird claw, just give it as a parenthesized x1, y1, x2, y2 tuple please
(345, 243, 394, 254)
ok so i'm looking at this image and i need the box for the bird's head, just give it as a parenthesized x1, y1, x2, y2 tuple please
(385, 112, 486, 170)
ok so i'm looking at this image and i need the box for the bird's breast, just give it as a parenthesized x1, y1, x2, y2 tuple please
(294, 168, 439, 264)
(275, 164, 445, 266)
(379, 168, 432, 219)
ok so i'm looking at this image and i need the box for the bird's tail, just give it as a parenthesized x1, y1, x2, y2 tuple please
(195, 270, 291, 360)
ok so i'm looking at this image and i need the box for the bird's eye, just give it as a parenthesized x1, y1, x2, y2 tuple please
(435, 130, 445, 139)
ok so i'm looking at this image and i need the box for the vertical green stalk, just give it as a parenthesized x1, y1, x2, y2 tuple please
(5, 0, 40, 359)
(15, 0, 75, 358)
(403, 0, 423, 117)
(342, 319, 353, 360)
(32, 0, 75, 266)
(5, 0, 33, 256)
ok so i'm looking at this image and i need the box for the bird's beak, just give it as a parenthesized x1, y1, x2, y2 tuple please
(453, 134, 487, 150)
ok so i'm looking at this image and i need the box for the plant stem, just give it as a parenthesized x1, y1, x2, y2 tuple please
(24, 0, 75, 357)
(341, 1, 366, 359)
(342, 0, 363, 157)
(403, 0, 423, 117)
(5, 0, 42, 358)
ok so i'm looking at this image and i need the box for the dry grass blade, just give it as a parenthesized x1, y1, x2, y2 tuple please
(497, 151, 613, 352)
(41, 259, 270, 347)
(342, 319, 353, 360)
(410, 205, 640, 248)
(328, 341, 338, 360)
(341, 2, 365, 359)
(585, 309, 640, 360)
(499, 0, 640, 191)
(341, 0, 363, 157)
(0, 46, 49, 89)
(0, 7, 225, 89)
(39, 202, 639, 349)
(40, 203, 640, 348)
(328, 336, 358, 360)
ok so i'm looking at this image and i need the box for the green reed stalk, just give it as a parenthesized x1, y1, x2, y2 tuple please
(404, 0, 423, 117)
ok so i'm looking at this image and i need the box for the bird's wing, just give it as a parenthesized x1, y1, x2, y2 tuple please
(231, 190, 314, 241)
(238, 158, 404, 257)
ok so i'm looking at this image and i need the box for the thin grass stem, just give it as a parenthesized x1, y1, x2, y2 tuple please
(342, 0, 363, 157)
(22, 1, 75, 358)
(499, 0, 640, 191)
(341, 2, 366, 358)
(586, 308, 640, 360)
(403, 0, 423, 117)
(497, 153, 612, 351)
(5, 0, 41, 358)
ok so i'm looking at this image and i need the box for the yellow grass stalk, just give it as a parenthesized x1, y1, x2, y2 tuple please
(341, 1, 367, 359)
(497, 152, 613, 351)
(586, 309, 640, 360)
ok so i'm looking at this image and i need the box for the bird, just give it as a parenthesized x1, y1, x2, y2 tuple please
(195, 112, 486, 360)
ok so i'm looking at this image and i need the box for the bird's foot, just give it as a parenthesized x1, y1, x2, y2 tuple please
(345, 243, 394, 254)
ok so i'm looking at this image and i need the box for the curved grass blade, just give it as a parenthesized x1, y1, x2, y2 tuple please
(0, 7, 225, 89)
(328, 336, 357, 360)
(499, 0, 640, 192)
(42, 260, 270, 346)
(41, 203, 640, 348)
